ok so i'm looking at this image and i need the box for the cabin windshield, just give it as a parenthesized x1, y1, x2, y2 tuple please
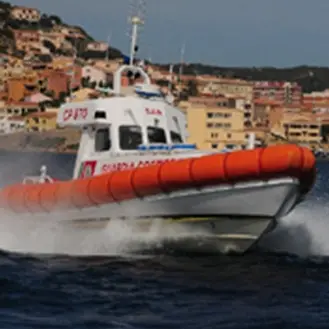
(119, 125, 142, 150)
(170, 131, 183, 143)
(147, 126, 167, 143)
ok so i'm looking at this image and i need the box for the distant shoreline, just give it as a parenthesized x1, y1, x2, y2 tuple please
(0, 147, 77, 155)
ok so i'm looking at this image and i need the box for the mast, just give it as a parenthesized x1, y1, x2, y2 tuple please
(129, 15, 143, 65)
(112, 0, 150, 94)
(128, 0, 146, 65)
(168, 64, 173, 92)
(69, 38, 77, 101)
(179, 42, 185, 81)
(105, 31, 112, 62)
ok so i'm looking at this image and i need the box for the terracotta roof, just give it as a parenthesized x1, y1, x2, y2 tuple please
(5, 101, 38, 107)
(27, 112, 57, 119)
(254, 99, 282, 106)
(8, 115, 25, 121)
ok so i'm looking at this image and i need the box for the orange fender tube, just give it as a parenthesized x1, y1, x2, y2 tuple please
(0, 144, 317, 213)
(39, 183, 59, 212)
(5, 185, 28, 213)
(225, 148, 263, 182)
(260, 144, 303, 177)
(110, 170, 137, 201)
(71, 177, 94, 208)
(87, 173, 114, 205)
(131, 165, 164, 197)
(25, 184, 45, 213)
(55, 181, 76, 209)
(190, 153, 227, 185)
(158, 159, 195, 192)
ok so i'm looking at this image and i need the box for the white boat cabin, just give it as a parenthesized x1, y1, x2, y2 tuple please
(57, 71, 204, 179)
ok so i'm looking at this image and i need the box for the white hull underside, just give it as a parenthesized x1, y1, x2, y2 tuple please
(7, 177, 302, 254)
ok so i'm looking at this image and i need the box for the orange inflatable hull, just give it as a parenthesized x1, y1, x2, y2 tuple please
(0, 144, 316, 214)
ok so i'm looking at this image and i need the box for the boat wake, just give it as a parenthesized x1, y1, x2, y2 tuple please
(259, 196, 329, 258)
(0, 204, 327, 259)
(0, 212, 211, 257)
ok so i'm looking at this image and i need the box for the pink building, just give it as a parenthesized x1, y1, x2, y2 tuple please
(253, 81, 302, 105)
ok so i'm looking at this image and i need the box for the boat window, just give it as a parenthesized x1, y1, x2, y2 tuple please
(147, 126, 166, 143)
(119, 125, 142, 150)
(95, 127, 111, 152)
(170, 131, 183, 143)
(94, 111, 106, 119)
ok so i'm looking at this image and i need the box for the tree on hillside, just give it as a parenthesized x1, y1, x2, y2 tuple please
(39, 15, 54, 29)
(42, 40, 56, 53)
(48, 15, 62, 25)
(185, 79, 198, 96)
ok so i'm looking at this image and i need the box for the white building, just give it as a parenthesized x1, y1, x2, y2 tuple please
(82, 65, 108, 85)
(0, 116, 25, 134)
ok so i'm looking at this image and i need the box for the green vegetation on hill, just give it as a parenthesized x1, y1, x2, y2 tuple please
(161, 64, 328, 95)
(156, 63, 329, 93)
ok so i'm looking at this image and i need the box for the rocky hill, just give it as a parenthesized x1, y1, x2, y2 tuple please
(0, 0, 122, 60)
(1, 1, 329, 92)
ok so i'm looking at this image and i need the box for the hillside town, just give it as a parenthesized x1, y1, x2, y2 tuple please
(1, 2, 329, 154)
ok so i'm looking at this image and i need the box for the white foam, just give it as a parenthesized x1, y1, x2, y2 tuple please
(259, 196, 329, 258)
(0, 211, 208, 257)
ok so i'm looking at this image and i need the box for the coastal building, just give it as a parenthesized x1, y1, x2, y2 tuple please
(303, 90, 329, 108)
(0, 115, 25, 134)
(10, 6, 40, 22)
(253, 81, 302, 105)
(12, 30, 40, 52)
(185, 100, 247, 150)
(82, 65, 108, 85)
(51, 56, 75, 70)
(92, 59, 121, 75)
(40, 31, 66, 49)
(1, 102, 39, 118)
(197, 76, 254, 101)
(57, 26, 85, 39)
(271, 111, 322, 144)
(6, 77, 38, 102)
(25, 112, 57, 132)
(86, 41, 109, 52)
(37, 69, 78, 98)
(185, 95, 253, 128)
(253, 99, 282, 128)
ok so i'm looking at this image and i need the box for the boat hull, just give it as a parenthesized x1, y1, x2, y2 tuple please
(67, 216, 274, 254)
(13, 177, 300, 254)
(44, 177, 299, 221)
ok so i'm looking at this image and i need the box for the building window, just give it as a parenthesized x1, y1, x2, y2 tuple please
(119, 125, 142, 150)
(211, 144, 218, 149)
(95, 127, 111, 152)
(227, 133, 231, 138)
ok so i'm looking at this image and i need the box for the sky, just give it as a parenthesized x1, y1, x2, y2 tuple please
(5, 0, 329, 67)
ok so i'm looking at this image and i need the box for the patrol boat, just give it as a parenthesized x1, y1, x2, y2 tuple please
(0, 15, 316, 254)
